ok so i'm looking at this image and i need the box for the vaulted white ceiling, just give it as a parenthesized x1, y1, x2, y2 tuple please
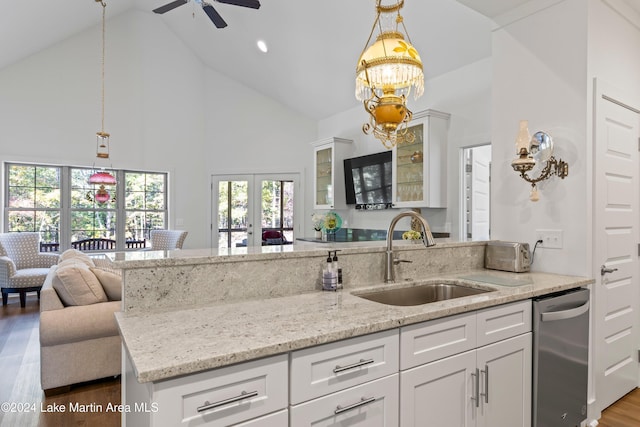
(2, 0, 638, 120)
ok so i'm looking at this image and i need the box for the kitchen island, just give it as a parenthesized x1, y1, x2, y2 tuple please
(110, 242, 593, 426)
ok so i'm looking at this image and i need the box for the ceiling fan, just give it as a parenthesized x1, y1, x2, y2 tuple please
(152, 0, 260, 29)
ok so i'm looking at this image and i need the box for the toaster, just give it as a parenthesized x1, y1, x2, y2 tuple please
(485, 241, 531, 273)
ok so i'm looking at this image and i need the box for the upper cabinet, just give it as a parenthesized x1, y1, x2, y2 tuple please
(311, 137, 353, 210)
(392, 110, 450, 208)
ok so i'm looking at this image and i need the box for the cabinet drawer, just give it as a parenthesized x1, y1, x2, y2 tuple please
(291, 329, 399, 404)
(231, 409, 288, 426)
(290, 374, 399, 426)
(400, 311, 476, 369)
(153, 354, 288, 427)
(476, 300, 531, 347)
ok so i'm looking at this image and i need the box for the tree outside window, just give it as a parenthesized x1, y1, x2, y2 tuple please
(4, 163, 167, 251)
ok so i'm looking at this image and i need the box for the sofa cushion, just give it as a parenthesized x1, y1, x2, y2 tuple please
(59, 249, 96, 268)
(39, 300, 121, 346)
(90, 267, 122, 301)
(52, 263, 108, 306)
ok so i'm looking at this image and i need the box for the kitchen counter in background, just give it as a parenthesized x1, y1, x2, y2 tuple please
(115, 268, 592, 384)
(296, 227, 450, 243)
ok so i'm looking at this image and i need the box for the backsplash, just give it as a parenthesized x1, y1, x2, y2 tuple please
(116, 241, 487, 314)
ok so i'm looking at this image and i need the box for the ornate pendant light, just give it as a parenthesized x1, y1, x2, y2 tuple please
(89, 0, 116, 203)
(356, 0, 424, 149)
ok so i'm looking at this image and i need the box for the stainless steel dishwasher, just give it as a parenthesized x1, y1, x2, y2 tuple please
(533, 288, 590, 427)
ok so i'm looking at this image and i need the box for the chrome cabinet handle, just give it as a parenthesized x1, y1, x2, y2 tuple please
(333, 358, 374, 374)
(481, 365, 489, 404)
(334, 396, 376, 415)
(601, 265, 618, 276)
(471, 368, 480, 408)
(196, 390, 258, 413)
(541, 301, 589, 322)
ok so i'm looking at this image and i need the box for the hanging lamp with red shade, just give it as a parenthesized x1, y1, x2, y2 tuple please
(88, 0, 116, 204)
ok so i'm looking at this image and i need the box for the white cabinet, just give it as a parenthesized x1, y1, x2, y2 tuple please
(123, 300, 533, 427)
(290, 329, 399, 427)
(290, 374, 399, 426)
(291, 329, 399, 404)
(311, 137, 353, 210)
(123, 353, 288, 427)
(400, 300, 532, 427)
(392, 109, 450, 208)
(476, 334, 532, 427)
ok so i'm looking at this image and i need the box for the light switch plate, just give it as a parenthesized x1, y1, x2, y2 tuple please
(536, 229, 563, 249)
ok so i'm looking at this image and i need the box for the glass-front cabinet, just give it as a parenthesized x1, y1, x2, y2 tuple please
(392, 109, 450, 208)
(311, 137, 352, 209)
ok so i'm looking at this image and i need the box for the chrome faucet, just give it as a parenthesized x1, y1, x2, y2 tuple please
(385, 211, 436, 283)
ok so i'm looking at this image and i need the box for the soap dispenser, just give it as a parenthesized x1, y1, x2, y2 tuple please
(322, 251, 337, 291)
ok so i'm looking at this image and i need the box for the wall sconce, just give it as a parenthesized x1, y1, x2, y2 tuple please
(511, 120, 569, 201)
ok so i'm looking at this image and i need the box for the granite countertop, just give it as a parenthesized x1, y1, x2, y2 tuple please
(116, 268, 593, 384)
(105, 238, 470, 269)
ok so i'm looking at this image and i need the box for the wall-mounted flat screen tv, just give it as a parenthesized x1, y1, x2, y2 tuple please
(344, 151, 393, 209)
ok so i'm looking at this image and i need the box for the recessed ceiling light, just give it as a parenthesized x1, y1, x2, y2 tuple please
(257, 40, 268, 53)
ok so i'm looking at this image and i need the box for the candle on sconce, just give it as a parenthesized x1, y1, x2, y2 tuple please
(515, 120, 531, 155)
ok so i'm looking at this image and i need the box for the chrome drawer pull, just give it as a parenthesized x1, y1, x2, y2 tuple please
(334, 396, 376, 415)
(196, 390, 259, 413)
(333, 358, 374, 374)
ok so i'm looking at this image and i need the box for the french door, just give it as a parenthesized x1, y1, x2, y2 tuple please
(212, 173, 300, 248)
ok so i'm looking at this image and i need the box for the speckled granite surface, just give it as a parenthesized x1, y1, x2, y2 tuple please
(108, 240, 488, 314)
(116, 269, 593, 384)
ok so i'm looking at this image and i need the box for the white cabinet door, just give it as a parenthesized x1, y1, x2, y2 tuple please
(400, 349, 476, 427)
(290, 374, 399, 427)
(150, 354, 288, 427)
(400, 311, 476, 370)
(392, 110, 450, 208)
(311, 137, 352, 210)
(291, 329, 399, 404)
(476, 333, 532, 427)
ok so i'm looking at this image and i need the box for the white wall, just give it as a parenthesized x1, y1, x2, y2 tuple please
(0, 9, 316, 249)
(491, 0, 589, 276)
(316, 58, 492, 240)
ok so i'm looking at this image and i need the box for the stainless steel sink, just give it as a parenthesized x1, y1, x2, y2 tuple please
(355, 281, 494, 306)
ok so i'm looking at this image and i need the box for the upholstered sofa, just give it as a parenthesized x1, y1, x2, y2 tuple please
(39, 250, 122, 392)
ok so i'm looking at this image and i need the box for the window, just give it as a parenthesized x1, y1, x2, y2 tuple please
(70, 167, 117, 244)
(5, 164, 61, 243)
(124, 172, 167, 243)
(4, 163, 167, 251)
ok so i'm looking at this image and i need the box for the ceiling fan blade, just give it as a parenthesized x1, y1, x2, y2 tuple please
(214, 0, 260, 10)
(153, 0, 189, 14)
(202, 4, 228, 28)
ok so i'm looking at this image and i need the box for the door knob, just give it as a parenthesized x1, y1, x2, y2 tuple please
(601, 265, 618, 276)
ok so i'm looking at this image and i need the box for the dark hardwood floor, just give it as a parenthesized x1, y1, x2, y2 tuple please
(0, 294, 120, 427)
(1, 293, 640, 427)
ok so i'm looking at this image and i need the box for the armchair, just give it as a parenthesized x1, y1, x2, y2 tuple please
(0, 232, 59, 307)
(149, 230, 188, 250)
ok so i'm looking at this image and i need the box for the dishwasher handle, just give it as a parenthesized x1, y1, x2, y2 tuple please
(540, 300, 589, 322)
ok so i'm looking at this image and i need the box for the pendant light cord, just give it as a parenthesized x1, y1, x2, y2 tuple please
(100, 1, 106, 134)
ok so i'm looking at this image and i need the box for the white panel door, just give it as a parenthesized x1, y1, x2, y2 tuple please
(594, 83, 640, 411)
(400, 350, 476, 427)
(476, 333, 532, 427)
